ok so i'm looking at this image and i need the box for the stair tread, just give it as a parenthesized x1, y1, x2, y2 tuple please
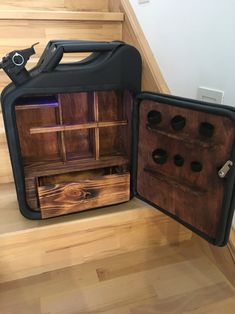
(0, 182, 187, 237)
(0, 182, 191, 283)
(0, 0, 109, 12)
(0, 10, 124, 21)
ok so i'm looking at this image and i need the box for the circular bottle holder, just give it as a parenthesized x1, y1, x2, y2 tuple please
(199, 122, 214, 138)
(171, 115, 186, 131)
(152, 148, 167, 164)
(147, 110, 162, 127)
(174, 154, 184, 167)
(191, 161, 203, 172)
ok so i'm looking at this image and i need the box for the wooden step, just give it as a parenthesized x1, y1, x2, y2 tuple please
(0, 8, 124, 183)
(0, 10, 124, 21)
(0, 108, 12, 183)
(0, 11, 123, 58)
(0, 129, 13, 183)
(0, 182, 192, 283)
(0, 0, 109, 12)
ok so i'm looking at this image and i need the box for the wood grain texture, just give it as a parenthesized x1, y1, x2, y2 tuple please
(0, 122, 13, 183)
(0, 183, 191, 283)
(98, 91, 128, 157)
(0, 9, 123, 184)
(0, 233, 234, 313)
(137, 99, 235, 239)
(25, 176, 39, 210)
(39, 169, 106, 185)
(38, 173, 130, 218)
(0, 0, 109, 12)
(0, 20, 122, 59)
(59, 93, 94, 160)
(15, 98, 61, 164)
(57, 96, 67, 162)
(94, 91, 100, 160)
(24, 155, 129, 177)
(15, 91, 132, 214)
(0, 10, 124, 21)
(194, 234, 235, 288)
(29, 120, 128, 134)
(228, 228, 235, 262)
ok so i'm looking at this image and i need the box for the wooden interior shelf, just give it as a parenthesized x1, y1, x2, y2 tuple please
(16, 103, 59, 110)
(29, 120, 128, 134)
(24, 155, 129, 177)
(15, 91, 132, 216)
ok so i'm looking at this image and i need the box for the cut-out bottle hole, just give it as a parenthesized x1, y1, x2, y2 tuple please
(171, 115, 186, 131)
(191, 161, 203, 172)
(199, 122, 214, 138)
(174, 154, 184, 167)
(147, 110, 162, 127)
(152, 148, 167, 164)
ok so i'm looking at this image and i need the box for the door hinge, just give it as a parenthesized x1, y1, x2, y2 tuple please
(218, 160, 233, 178)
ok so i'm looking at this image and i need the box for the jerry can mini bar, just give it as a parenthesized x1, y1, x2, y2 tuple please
(1, 40, 235, 247)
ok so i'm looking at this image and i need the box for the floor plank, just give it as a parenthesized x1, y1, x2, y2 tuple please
(0, 240, 234, 314)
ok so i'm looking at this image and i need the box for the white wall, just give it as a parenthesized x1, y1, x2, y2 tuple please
(129, 0, 235, 106)
(130, 0, 235, 228)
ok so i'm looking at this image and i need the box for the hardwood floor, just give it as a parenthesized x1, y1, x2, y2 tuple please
(0, 238, 234, 314)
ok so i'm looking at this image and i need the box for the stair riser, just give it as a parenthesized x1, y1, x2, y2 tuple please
(0, 19, 122, 57)
(0, 114, 12, 183)
(0, 0, 109, 12)
(0, 197, 191, 283)
(0, 17, 122, 183)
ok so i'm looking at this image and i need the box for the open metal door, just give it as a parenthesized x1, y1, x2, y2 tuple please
(134, 92, 235, 246)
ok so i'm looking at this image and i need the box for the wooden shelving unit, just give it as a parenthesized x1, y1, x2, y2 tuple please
(15, 91, 132, 217)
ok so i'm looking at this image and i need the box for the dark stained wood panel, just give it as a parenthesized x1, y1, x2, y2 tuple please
(97, 91, 127, 157)
(38, 173, 130, 218)
(38, 169, 106, 186)
(15, 100, 60, 163)
(60, 93, 94, 160)
(137, 99, 235, 239)
(99, 125, 126, 156)
(15, 91, 132, 216)
(98, 90, 124, 121)
(25, 176, 39, 211)
(24, 155, 129, 177)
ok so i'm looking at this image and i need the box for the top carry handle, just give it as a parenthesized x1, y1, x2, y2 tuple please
(0, 40, 124, 85)
(38, 40, 124, 72)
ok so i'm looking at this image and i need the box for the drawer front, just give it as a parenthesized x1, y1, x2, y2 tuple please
(38, 173, 130, 218)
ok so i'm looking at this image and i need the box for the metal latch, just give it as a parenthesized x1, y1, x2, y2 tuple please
(218, 160, 233, 178)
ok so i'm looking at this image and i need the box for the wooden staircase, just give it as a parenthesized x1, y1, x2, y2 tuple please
(0, 2, 124, 184)
(0, 0, 191, 284)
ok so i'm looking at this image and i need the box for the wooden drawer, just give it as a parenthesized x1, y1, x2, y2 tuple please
(38, 173, 130, 218)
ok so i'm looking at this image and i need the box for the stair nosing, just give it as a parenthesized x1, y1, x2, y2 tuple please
(0, 10, 124, 22)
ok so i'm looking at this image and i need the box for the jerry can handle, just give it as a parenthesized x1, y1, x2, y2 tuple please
(39, 40, 124, 72)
